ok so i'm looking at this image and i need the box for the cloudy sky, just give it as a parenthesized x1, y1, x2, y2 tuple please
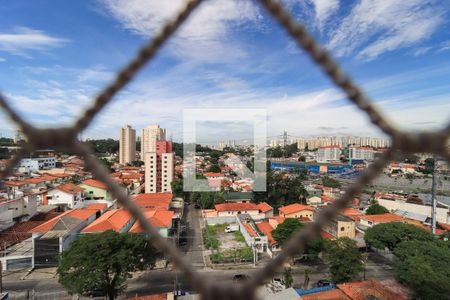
(0, 0, 449, 143)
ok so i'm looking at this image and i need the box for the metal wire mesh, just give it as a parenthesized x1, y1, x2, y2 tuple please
(0, 0, 449, 299)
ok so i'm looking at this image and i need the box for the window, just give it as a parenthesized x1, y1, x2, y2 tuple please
(340, 227, 345, 231)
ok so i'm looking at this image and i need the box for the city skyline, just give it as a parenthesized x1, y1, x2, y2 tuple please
(0, 1, 449, 141)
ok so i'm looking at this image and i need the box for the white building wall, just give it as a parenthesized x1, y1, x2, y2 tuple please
(47, 190, 84, 209)
(144, 152, 157, 193)
(161, 153, 174, 192)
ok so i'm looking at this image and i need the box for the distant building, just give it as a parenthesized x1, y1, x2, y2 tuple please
(322, 215, 356, 239)
(349, 146, 374, 160)
(278, 203, 314, 220)
(144, 140, 174, 193)
(141, 125, 165, 160)
(19, 157, 56, 171)
(79, 179, 113, 203)
(317, 146, 340, 163)
(81, 209, 134, 234)
(119, 125, 136, 164)
(46, 183, 85, 209)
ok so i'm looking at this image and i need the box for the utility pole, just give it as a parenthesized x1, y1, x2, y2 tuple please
(431, 155, 438, 235)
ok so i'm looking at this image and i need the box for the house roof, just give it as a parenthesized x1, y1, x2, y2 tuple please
(243, 223, 257, 237)
(339, 208, 364, 216)
(359, 213, 405, 223)
(56, 183, 85, 195)
(405, 219, 445, 235)
(215, 203, 259, 212)
(81, 209, 133, 233)
(203, 172, 224, 177)
(4, 181, 27, 187)
(134, 193, 172, 209)
(81, 179, 108, 190)
(126, 293, 168, 300)
(320, 229, 337, 240)
(270, 216, 286, 225)
(24, 177, 48, 184)
(256, 222, 276, 245)
(257, 202, 273, 213)
(278, 203, 314, 215)
(31, 209, 97, 233)
(86, 203, 107, 211)
(129, 210, 174, 232)
(337, 279, 408, 300)
(321, 196, 336, 202)
(301, 288, 350, 300)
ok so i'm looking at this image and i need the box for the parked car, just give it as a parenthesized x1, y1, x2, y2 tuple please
(233, 274, 251, 282)
(225, 224, 239, 233)
(82, 288, 105, 297)
(316, 279, 334, 287)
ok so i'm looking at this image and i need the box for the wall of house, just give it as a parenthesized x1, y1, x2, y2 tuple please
(336, 220, 355, 239)
(79, 184, 111, 201)
(281, 210, 314, 219)
(217, 209, 260, 217)
(47, 190, 83, 209)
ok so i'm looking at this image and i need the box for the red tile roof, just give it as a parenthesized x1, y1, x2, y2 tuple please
(4, 181, 27, 187)
(215, 203, 259, 212)
(360, 213, 405, 223)
(24, 177, 48, 184)
(338, 279, 408, 300)
(321, 196, 336, 202)
(129, 210, 174, 232)
(126, 293, 167, 300)
(86, 203, 107, 211)
(320, 229, 337, 240)
(243, 223, 257, 237)
(256, 202, 273, 213)
(270, 216, 286, 225)
(56, 183, 85, 195)
(278, 203, 314, 215)
(31, 209, 97, 232)
(81, 179, 108, 190)
(301, 288, 350, 300)
(203, 172, 224, 177)
(405, 220, 445, 235)
(134, 193, 172, 209)
(339, 208, 364, 216)
(256, 222, 276, 245)
(81, 209, 133, 233)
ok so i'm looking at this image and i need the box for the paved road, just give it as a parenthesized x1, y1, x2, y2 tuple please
(4, 254, 394, 298)
(183, 203, 205, 269)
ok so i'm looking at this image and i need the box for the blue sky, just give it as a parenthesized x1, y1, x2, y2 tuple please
(0, 0, 449, 143)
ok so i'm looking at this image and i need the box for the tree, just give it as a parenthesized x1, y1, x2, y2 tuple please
(58, 231, 157, 299)
(321, 176, 341, 188)
(88, 139, 120, 154)
(298, 156, 306, 162)
(283, 267, 293, 288)
(364, 222, 434, 251)
(208, 164, 221, 173)
(405, 173, 414, 180)
(272, 218, 324, 260)
(365, 203, 389, 215)
(325, 237, 363, 283)
(393, 239, 450, 299)
(0, 147, 9, 159)
(171, 178, 184, 197)
(127, 160, 144, 167)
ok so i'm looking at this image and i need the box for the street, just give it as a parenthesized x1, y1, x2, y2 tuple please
(183, 203, 205, 269)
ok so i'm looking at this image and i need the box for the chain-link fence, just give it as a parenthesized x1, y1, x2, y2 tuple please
(1, 0, 449, 299)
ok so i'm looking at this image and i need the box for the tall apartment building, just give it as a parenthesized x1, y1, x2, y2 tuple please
(119, 125, 136, 164)
(349, 146, 374, 160)
(317, 146, 341, 163)
(141, 125, 166, 160)
(145, 140, 174, 193)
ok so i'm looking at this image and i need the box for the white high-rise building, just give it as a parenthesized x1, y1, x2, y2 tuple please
(317, 146, 341, 163)
(349, 146, 374, 160)
(119, 125, 136, 164)
(141, 125, 166, 160)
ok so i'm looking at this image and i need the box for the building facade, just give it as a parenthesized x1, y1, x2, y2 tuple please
(141, 125, 166, 160)
(119, 125, 136, 164)
(144, 140, 174, 193)
(349, 146, 374, 160)
(317, 146, 340, 163)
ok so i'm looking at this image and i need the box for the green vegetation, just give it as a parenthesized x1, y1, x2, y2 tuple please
(171, 178, 184, 197)
(321, 176, 341, 188)
(202, 224, 228, 250)
(208, 164, 221, 173)
(284, 267, 293, 288)
(126, 160, 144, 167)
(324, 237, 363, 283)
(211, 247, 253, 263)
(57, 231, 157, 300)
(272, 218, 324, 260)
(88, 139, 120, 154)
(364, 222, 434, 251)
(405, 173, 414, 180)
(190, 191, 224, 209)
(393, 239, 450, 299)
(0, 147, 9, 159)
(0, 137, 14, 146)
(365, 203, 389, 215)
(233, 230, 246, 243)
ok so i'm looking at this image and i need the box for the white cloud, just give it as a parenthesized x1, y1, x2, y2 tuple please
(412, 47, 432, 56)
(437, 40, 450, 52)
(327, 0, 443, 60)
(311, 0, 339, 31)
(100, 0, 260, 63)
(0, 27, 68, 56)
(0, 57, 5, 62)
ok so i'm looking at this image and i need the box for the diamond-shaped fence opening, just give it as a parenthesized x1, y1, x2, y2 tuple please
(1, 0, 449, 299)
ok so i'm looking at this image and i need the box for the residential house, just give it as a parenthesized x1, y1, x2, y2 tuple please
(79, 179, 113, 203)
(278, 203, 314, 220)
(30, 208, 98, 267)
(358, 213, 405, 229)
(257, 202, 274, 218)
(322, 215, 356, 239)
(214, 203, 260, 217)
(81, 209, 134, 233)
(46, 184, 85, 209)
(306, 196, 322, 206)
(223, 192, 253, 203)
(256, 221, 280, 253)
(129, 209, 174, 238)
(133, 193, 172, 210)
